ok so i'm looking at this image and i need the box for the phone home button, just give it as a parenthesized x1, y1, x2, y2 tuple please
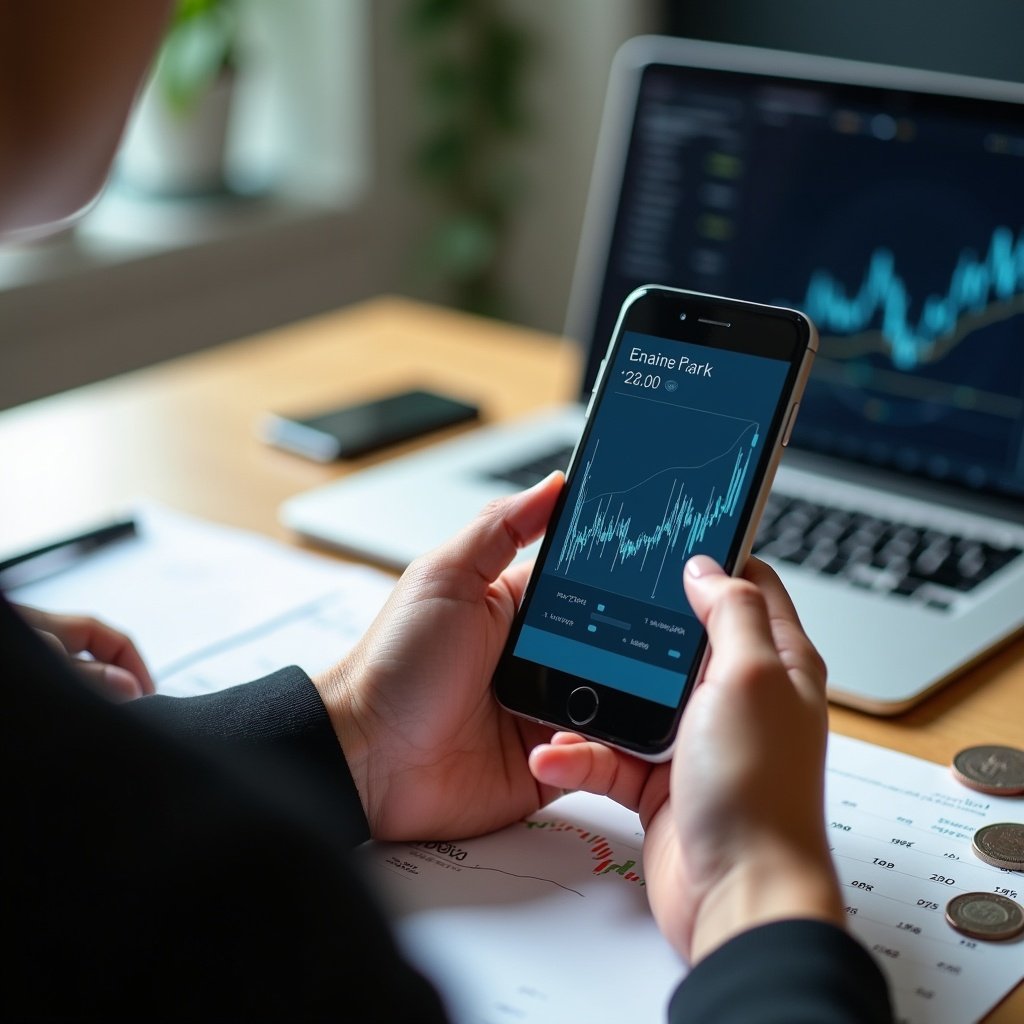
(566, 686, 599, 727)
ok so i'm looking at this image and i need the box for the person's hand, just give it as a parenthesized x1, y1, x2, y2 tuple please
(313, 472, 567, 842)
(530, 555, 843, 964)
(16, 604, 155, 702)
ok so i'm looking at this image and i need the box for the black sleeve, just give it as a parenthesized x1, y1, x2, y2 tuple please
(3, 596, 448, 1023)
(127, 667, 373, 847)
(669, 919, 895, 1024)
(5, 594, 896, 1024)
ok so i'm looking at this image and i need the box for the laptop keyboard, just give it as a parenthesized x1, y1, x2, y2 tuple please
(487, 449, 1022, 612)
(488, 444, 575, 488)
(754, 493, 1022, 610)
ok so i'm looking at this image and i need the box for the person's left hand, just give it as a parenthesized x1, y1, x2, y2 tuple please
(313, 472, 566, 842)
(16, 604, 155, 701)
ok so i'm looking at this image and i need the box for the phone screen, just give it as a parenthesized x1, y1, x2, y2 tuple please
(510, 327, 792, 711)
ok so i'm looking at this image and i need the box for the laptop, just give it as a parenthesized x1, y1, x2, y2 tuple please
(282, 36, 1024, 715)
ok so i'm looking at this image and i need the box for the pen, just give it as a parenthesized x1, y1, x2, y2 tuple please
(0, 517, 138, 590)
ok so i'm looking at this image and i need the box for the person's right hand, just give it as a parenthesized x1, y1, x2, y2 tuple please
(530, 555, 843, 965)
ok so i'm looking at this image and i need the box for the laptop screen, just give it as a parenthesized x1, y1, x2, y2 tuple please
(579, 55, 1024, 502)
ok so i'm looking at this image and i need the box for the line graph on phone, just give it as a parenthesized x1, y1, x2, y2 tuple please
(550, 397, 762, 608)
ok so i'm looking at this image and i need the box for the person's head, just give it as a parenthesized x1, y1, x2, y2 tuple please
(0, 1, 171, 238)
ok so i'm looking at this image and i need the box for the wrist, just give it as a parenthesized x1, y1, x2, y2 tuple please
(312, 655, 376, 829)
(689, 841, 845, 965)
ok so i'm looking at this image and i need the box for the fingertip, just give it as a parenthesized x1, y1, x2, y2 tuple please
(550, 731, 586, 746)
(527, 734, 586, 788)
(136, 667, 157, 695)
(684, 555, 726, 624)
(528, 743, 579, 790)
(507, 470, 563, 541)
(685, 554, 724, 580)
(515, 470, 563, 508)
(532, 469, 565, 492)
(101, 665, 145, 702)
(535, 739, 652, 812)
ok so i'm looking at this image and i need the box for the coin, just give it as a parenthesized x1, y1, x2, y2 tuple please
(971, 822, 1024, 870)
(951, 744, 1024, 796)
(945, 892, 1024, 941)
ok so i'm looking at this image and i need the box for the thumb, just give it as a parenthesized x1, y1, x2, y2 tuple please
(428, 471, 563, 585)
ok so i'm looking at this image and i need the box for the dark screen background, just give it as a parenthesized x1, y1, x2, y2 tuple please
(582, 65, 1024, 499)
(660, 1, 1024, 86)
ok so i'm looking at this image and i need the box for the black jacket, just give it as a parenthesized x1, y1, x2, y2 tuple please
(2, 596, 892, 1022)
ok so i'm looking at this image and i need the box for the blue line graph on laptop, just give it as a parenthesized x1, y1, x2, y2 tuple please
(799, 224, 1023, 371)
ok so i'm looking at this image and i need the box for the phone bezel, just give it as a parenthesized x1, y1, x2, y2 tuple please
(493, 285, 817, 759)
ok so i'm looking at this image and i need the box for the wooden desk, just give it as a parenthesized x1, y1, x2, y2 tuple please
(3, 295, 1021, 1019)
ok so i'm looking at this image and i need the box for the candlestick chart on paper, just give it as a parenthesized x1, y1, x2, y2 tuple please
(361, 740, 1024, 1024)
(360, 791, 684, 1024)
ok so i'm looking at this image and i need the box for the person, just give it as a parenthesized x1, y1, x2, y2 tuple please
(2, 3, 894, 1021)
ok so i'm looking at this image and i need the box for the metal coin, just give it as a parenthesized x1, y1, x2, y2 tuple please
(945, 892, 1024, 941)
(971, 822, 1024, 871)
(951, 745, 1024, 796)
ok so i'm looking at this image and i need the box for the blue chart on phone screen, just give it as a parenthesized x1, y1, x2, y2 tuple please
(556, 426, 756, 607)
(515, 331, 790, 706)
(548, 333, 789, 611)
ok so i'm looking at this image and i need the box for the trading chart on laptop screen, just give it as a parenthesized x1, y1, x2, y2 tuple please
(588, 65, 1024, 499)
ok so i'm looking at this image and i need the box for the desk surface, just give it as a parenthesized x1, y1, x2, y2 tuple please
(3, 296, 1021, 1019)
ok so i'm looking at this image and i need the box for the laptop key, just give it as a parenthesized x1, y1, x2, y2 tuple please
(757, 493, 1023, 600)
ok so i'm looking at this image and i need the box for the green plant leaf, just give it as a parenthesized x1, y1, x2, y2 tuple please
(402, 0, 533, 319)
(412, 126, 472, 184)
(421, 59, 473, 107)
(404, 0, 468, 40)
(158, 0, 237, 115)
(422, 215, 497, 279)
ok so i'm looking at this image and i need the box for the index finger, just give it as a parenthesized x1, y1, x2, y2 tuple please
(683, 555, 780, 673)
(37, 612, 155, 695)
(742, 557, 827, 694)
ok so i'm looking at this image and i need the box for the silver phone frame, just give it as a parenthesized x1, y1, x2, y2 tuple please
(506, 283, 818, 762)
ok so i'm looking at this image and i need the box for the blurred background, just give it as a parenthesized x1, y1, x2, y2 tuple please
(2, 0, 1022, 410)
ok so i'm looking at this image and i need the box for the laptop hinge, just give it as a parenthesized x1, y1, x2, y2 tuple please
(781, 448, 1024, 526)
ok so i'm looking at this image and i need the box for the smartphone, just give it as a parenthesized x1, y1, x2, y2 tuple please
(492, 285, 818, 760)
(261, 388, 480, 462)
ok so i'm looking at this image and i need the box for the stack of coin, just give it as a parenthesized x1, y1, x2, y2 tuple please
(945, 892, 1024, 942)
(951, 744, 1024, 796)
(946, 744, 1024, 940)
